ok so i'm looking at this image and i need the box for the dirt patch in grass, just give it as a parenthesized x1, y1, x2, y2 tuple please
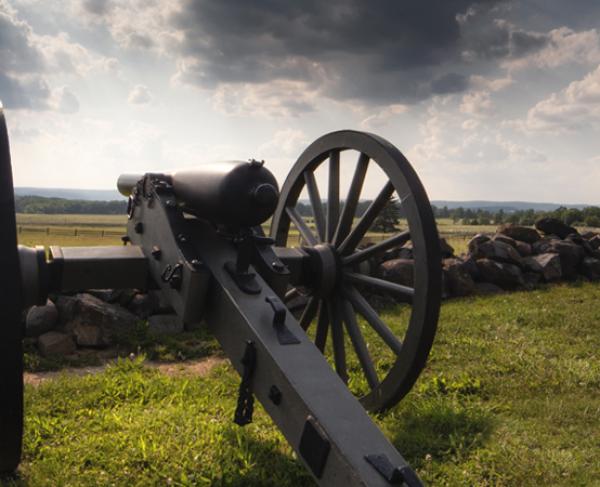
(24, 356, 227, 387)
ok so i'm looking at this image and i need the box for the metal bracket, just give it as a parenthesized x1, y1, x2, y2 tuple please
(234, 341, 257, 426)
(224, 261, 261, 294)
(299, 416, 331, 479)
(265, 295, 300, 345)
(365, 454, 423, 486)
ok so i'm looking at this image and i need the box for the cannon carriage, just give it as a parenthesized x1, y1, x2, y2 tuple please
(0, 108, 441, 486)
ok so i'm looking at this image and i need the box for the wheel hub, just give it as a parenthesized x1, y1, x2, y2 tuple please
(304, 243, 341, 297)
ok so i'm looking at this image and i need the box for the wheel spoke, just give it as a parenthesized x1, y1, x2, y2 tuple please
(344, 286, 403, 356)
(344, 272, 414, 302)
(326, 150, 340, 242)
(342, 230, 411, 266)
(340, 298, 380, 389)
(328, 297, 348, 383)
(304, 171, 326, 243)
(299, 295, 319, 331)
(314, 300, 329, 352)
(284, 287, 300, 302)
(338, 181, 395, 255)
(333, 153, 369, 247)
(286, 206, 318, 246)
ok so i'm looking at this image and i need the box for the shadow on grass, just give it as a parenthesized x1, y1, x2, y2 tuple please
(387, 396, 494, 470)
(201, 430, 315, 487)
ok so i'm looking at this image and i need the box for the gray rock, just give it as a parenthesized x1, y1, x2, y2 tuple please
(474, 282, 504, 295)
(25, 299, 58, 337)
(526, 253, 562, 282)
(523, 272, 542, 289)
(521, 256, 543, 274)
(588, 235, 600, 249)
(535, 217, 578, 239)
(73, 324, 105, 347)
(532, 236, 559, 255)
(460, 256, 480, 280)
(88, 288, 138, 306)
(38, 331, 76, 356)
(497, 224, 541, 244)
(467, 233, 490, 254)
(475, 258, 523, 289)
(580, 257, 600, 280)
(471, 240, 522, 266)
(515, 241, 532, 257)
(550, 240, 584, 278)
(492, 233, 517, 248)
(61, 293, 139, 344)
(127, 293, 158, 319)
(378, 258, 414, 287)
(443, 258, 475, 297)
(55, 294, 79, 326)
(148, 314, 184, 336)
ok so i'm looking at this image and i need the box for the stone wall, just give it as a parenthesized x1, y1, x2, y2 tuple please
(379, 218, 600, 298)
(25, 289, 183, 357)
(25, 217, 600, 357)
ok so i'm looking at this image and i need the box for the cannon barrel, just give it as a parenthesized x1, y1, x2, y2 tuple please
(118, 160, 279, 227)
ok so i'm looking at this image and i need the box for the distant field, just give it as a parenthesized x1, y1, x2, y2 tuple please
(15, 213, 487, 254)
(23, 213, 599, 257)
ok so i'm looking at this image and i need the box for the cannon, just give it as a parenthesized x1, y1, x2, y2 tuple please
(0, 108, 441, 486)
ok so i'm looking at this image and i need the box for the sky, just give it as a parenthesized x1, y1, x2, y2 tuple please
(1, 0, 600, 203)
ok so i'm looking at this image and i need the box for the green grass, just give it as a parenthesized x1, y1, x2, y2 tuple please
(6, 282, 599, 486)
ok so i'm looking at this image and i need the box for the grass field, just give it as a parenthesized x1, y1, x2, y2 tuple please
(15, 213, 487, 255)
(5, 282, 599, 486)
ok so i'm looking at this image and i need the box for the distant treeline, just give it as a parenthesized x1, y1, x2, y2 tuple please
(14, 195, 600, 227)
(432, 205, 600, 227)
(15, 196, 126, 214)
(297, 200, 600, 227)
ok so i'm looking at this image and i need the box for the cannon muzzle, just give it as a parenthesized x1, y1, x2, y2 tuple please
(118, 160, 279, 227)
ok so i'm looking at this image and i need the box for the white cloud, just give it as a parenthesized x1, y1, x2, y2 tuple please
(77, 0, 180, 52)
(409, 98, 546, 168)
(460, 90, 492, 116)
(520, 64, 600, 133)
(258, 128, 308, 159)
(504, 27, 600, 71)
(52, 86, 79, 113)
(208, 80, 318, 118)
(470, 74, 513, 92)
(128, 84, 152, 104)
(360, 104, 409, 129)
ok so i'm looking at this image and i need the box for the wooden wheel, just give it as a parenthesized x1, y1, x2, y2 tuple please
(0, 108, 24, 474)
(271, 130, 442, 412)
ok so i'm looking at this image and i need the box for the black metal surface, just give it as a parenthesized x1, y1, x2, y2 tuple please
(234, 341, 257, 426)
(48, 246, 149, 292)
(270, 130, 442, 412)
(365, 454, 423, 486)
(299, 416, 331, 479)
(265, 295, 300, 345)
(119, 161, 280, 227)
(0, 109, 23, 474)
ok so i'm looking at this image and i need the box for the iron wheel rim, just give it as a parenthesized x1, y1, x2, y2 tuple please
(271, 130, 442, 412)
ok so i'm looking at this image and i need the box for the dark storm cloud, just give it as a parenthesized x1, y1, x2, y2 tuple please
(171, 0, 548, 105)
